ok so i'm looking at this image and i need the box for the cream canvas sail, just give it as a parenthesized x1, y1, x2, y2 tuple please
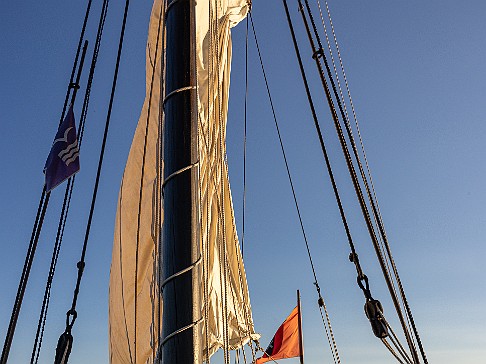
(109, 1, 257, 362)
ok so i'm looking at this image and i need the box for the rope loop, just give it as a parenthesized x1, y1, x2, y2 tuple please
(357, 274, 372, 300)
(65, 309, 77, 331)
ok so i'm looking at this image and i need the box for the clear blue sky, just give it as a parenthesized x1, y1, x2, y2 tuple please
(1, 1, 485, 363)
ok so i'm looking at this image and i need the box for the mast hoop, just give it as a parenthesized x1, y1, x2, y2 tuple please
(160, 317, 203, 347)
(160, 254, 202, 291)
(162, 85, 197, 108)
(161, 161, 199, 193)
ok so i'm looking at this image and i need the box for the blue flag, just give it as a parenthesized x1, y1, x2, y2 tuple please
(44, 105, 80, 192)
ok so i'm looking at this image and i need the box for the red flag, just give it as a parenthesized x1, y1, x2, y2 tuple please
(256, 306, 301, 364)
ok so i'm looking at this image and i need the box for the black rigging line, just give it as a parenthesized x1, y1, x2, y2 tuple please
(249, 12, 340, 363)
(298, 0, 426, 362)
(0, 189, 50, 364)
(54, 0, 131, 362)
(32, 183, 72, 364)
(300, 1, 426, 362)
(281, 0, 363, 285)
(30, 40, 89, 364)
(0, 1, 94, 362)
(70, 0, 130, 324)
(299, 0, 416, 352)
(33, 0, 116, 359)
(283, 0, 411, 359)
(32, 0, 113, 356)
(316, 0, 409, 346)
(317, 2, 426, 362)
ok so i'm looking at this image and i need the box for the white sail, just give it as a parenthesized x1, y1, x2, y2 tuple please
(196, 2, 258, 359)
(108, 0, 165, 362)
(109, 1, 257, 363)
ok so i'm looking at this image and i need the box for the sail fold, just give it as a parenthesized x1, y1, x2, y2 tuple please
(109, 1, 257, 363)
(108, 0, 165, 362)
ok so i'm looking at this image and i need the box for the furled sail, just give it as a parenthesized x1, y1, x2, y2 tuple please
(109, 0, 257, 362)
(196, 0, 258, 359)
(108, 0, 165, 362)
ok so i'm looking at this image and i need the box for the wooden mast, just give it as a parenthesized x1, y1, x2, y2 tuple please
(161, 0, 201, 362)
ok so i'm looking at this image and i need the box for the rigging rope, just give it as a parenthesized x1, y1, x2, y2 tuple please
(297, 1, 427, 362)
(239, 9, 258, 360)
(311, 1, 427, 362)
(0, 189, 49, 364)
(216, 1, 232, 361)
(31, 182, 70, 364)
(225, 7, 258, 360)
(316, 1, 412, 345)
(33, 0, 113, 356)
(211, 3, 228, 363)
(1, 2, 95, 362)
(31, 40, 90, 364)
(315, 0, 413, 352)
(382, 338, 407, 364)
(250, 11, 340, 364)
(383, 317, 413, 364)
(54, 1, 131, 362)
(282, 1, 424, 361)
(202, 0, 215, 361)
(299, 0, 417, 357)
